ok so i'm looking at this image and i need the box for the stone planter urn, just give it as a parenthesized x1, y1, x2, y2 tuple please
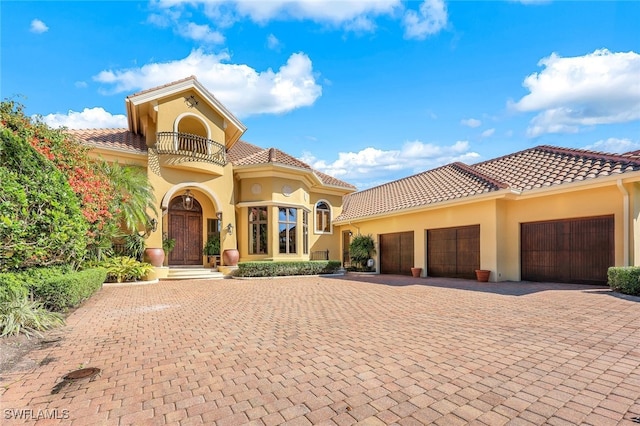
(144, 248, 165, 267)
(222, 249, 239, 266)
(411, 267, 422, 278)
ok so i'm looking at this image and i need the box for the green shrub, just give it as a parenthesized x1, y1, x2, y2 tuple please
(235, 261, 342, 277)
(607, 267, 640, 296)
(0, 293, 64, 337)
(0, 127, 88, 271)
(0, 273, 29, 302)
(101, 257, 153, 283)
(34, 268, 106, 312)
(349, 234, 376, 271)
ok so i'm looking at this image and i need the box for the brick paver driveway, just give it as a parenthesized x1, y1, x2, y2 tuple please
(1, 275, 639, 425)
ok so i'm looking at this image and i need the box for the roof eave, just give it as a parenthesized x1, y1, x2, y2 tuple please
(334, 188, 510, 225)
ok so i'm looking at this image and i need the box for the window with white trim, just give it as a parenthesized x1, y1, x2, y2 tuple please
(315, 201, 331, 233)
(249, 207, 268, 254)
(278, 207, 297, 254)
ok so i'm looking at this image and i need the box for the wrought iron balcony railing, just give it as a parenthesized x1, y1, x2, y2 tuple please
(154, 132, 226, 166)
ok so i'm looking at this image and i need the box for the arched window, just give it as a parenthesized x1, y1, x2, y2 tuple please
(315, 201, 331, 233)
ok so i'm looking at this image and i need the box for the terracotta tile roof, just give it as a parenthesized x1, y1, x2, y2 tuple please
(473, 145, 640, 191)
(229, 140, 354, 189)
(66, 128, 147, 153)
(233, 146, 312, 169)
(335, 162, 506, 222)
(313, 169, 357, 190)
(336, 145, 640, 222)
(622, 149, 640, 161)
(226, 140, 263, 163)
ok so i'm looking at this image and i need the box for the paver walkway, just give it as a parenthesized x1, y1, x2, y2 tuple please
(1, 275, 639, 425)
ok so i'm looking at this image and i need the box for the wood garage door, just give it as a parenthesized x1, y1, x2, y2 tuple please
(427, 225, 480, 279)
(380, 232, 414, 275)
(521, 215, 614, 284)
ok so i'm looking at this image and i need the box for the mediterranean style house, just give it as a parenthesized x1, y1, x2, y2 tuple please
(68, 76, 640, 284)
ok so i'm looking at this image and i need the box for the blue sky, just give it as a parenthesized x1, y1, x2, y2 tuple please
(2, 1, 639, 190)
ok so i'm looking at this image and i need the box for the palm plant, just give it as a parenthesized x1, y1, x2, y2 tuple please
(100, 161, 157, 233)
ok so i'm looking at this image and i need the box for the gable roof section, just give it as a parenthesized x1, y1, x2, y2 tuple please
(229, 140, 355, 190)
(66, 128, 147, 153)
(335, 145, 640, 223)
(126, 76, 247, 147)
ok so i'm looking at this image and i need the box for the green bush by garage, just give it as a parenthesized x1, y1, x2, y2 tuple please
(607, 266, 640, 296)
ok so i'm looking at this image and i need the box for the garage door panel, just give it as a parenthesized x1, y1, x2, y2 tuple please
(522, 216, 613, 284)
(380, 232, 414, 275)
(427, 225, 480, 279)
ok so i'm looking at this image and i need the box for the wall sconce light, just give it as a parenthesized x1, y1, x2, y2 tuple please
(182, 189, 194, 210)
(348, 231, 353, 237)
(226, 223, 233, 235)
(150, 218, 158, 232)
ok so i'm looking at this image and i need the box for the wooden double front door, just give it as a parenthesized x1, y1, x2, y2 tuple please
(168, 198, 202, 265)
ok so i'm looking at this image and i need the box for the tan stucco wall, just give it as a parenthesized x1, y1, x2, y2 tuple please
(499, 184, 625, 281)
(155, 90, 226, 144)
(145, 158, 237, 263)
(337, 199, 499, 277)
(337, 182, 628, 282)
(234, 176, 346, 262)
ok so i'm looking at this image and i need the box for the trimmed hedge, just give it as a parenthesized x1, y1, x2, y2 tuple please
(607, 267, 640, 296)
(0, 273, 29, 302)
(33, 268, 107, 312)
(236, 261, 342, 277)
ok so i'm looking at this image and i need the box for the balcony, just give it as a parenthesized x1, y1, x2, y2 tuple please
(153, 132, 227, 175)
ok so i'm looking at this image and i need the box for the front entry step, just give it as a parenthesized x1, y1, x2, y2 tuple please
(162, 268, 224, 281)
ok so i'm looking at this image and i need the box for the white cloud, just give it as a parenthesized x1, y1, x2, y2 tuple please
(38, 108, 127, 129)
(178, 22, 225, 44)
(301, 140, 479, 187)
(583, 138, 640, 154)
(155, 0, 401, 32)
(481, 128, 495, 138)
(75, 81, 88, 89)
(154, 0, 460, 39)
(267, 33, 282, 51)
(30, 19, 49, 34)
(512, 49, 640, 137)
(403, 0, 448, 40)
(461, 118, 481, 128)
(93, 49, 322, 117)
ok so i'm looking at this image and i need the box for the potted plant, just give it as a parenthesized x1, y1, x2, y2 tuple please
(162, 234, 176, 255)
(349, 234, 376, 271)
(411, 267, 422, 278)
(204, 235, 220, 267)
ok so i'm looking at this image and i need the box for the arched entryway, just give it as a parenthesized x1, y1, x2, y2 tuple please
(168, 196, 203, 265)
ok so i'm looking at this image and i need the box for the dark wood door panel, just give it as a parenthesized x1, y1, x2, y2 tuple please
(521, 216, 613, 284)
(169, 210, 203, 266)
(427, 225, 479, 279)
(380, 232, 414, 275)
